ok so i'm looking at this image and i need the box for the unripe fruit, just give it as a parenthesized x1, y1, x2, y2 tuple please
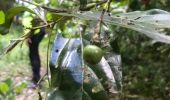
(83, 45, 103, 64)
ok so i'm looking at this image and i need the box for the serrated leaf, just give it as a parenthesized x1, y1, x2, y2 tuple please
(56, 9, 170, 43)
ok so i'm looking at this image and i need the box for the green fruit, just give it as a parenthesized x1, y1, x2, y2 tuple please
(83, 45, 103, 64)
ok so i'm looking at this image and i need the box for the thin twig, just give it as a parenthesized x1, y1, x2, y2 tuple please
(25, 22, 56, 30)
(36, 72, 47, 99)
(91, 0, 111, 44)
(45, 16, 65, 87)
(21, 0, 108, 13)
(79, 25, 85, 100)
(91, 9, 106, 44)
(46, 30, 52, 87)
(37, 73, 47, 86)
(0, 31, 32, 59)
(106, 0, 112, 13)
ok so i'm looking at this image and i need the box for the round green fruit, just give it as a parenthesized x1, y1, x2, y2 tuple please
(83, 45, 103, 64)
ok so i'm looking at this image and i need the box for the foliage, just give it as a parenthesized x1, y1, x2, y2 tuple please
(1, 0, 170, 100)
(0, 78, 28, 100)
(121, 0, 170, 99)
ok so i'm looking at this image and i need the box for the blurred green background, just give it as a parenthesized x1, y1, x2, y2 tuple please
(120, 0, 170, 99)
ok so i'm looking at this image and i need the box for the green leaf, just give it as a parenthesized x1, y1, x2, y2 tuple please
(5, 6, 36, 27)
(0, 6, 36, 35)
(15, 81, 27, 94)
(6, 6, 36, 20)
(3, 78, 13, 89)
(83, 67, 109, 100)
(0, 11, 5, 24)
(56, 9, 170, 43)
(46, 12, 63, 21)
(89, 57, 118, 94)
(0, 82, 9, 95)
